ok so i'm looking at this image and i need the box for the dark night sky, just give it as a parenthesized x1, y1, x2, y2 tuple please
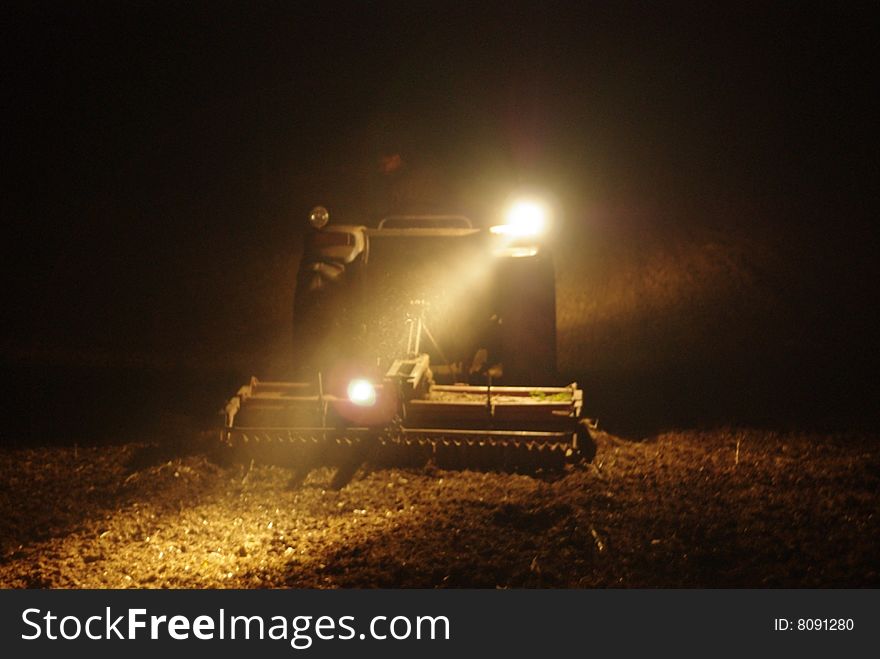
(2, 1, 878, 432)
(6, 3, 874, 219)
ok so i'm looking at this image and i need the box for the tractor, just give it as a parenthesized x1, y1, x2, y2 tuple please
(222, 200, 594, 485)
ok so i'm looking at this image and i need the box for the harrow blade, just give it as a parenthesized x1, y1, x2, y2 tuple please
(222, 425, 585, 477)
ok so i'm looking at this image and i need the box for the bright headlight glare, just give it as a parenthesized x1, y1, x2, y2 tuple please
(347, 379, 377, 407)
(490, 200, 548, 237)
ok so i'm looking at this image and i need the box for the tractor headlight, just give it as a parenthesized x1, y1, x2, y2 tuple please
(490, 199, 548, 237)
(309, 205, 330, 229)
(347, 379, 377, 407)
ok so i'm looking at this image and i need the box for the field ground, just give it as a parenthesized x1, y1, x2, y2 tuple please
(1, 429, 877, 588)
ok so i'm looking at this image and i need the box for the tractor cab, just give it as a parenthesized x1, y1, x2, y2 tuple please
(292, 206, 557, 387)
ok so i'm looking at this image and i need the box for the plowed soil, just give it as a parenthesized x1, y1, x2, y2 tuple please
(1, 429, 877, 588)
